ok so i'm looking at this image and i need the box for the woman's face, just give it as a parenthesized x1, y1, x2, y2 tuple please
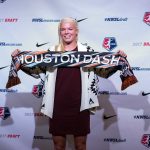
(60, 21, 78, 44)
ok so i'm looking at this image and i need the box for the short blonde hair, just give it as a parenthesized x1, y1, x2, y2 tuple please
(55, 17, 79, 52)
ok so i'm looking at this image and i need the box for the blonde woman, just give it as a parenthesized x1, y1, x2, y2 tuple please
(11, 17, 127, 150)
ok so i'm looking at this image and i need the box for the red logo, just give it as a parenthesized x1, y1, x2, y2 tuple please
(143, 12, 150, 26)
(141, 134, 150, 148)
(5, 18, 18, 22)
(32, 84, 43, 98)
(0, 107, 11, 120)
(143, 42, 150, 46)
(0, 107, 5, 117)
(102, 37, 117, 51)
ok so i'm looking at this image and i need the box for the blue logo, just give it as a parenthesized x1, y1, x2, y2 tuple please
(0, 107, 11, 120)
(0, 89, 17, 92)
(0, 42, 22, 46)
(0, 0, 6, 3)
(132, 67, 150, 71)
(32, 18, 60, 23)
(103, 37, 117, 51)
(105, 17, 128, 21)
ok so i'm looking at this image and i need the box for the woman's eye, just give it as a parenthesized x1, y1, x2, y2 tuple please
(60, 28, 65, 31)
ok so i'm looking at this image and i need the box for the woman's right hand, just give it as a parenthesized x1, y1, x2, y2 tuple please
(11, 49, 21, 57)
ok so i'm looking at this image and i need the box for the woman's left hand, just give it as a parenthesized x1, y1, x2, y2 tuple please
(117, 50, 127, 58)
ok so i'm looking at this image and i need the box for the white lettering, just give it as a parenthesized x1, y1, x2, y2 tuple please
(83, 55, 92, 63)
(91, 55, 100, 64)
(110, 56, 120, 65)
(53, 54, 60, 63)
(24, 55, 34, 64)
(70, 54, 80, 63)
(43, 54, 52, 63)
(61, 55, 70, 63)
(35, 54, 43, 63)
(101, 56, 110, 64)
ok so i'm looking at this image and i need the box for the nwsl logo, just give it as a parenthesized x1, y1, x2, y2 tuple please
(141, 134, 150, 148)
(143, 12, 150, 26)
(32, 84, 44, 98)
(0, 0, 6, 3)
(0, 107, 11, 120)
(103, 37, 117, 51)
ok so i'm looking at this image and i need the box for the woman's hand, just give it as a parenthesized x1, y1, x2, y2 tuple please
(117, 50, 127, 58)
(11, 49, 21, 57)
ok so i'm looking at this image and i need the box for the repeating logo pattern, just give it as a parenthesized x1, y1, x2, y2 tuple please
(103, 37, 117, 51)
(141, 134, 150, 148)
(32, 84, 44, 98)
(143, 12, 150, 26)
(0, 107, 11, 120)
(0, 0, 6, 3)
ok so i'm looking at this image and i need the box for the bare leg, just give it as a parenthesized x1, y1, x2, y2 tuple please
(74, 135, 87, 150)
(52, 135, 66, 150)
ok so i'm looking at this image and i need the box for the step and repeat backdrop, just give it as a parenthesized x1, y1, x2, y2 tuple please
(0, 0, 150, 150)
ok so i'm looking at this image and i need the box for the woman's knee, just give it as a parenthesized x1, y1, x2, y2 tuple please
(74, 136, 87, 150)
(52, 135, 66, 150)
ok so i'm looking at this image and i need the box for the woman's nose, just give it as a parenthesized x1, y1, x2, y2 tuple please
(64, 29, 69, 34)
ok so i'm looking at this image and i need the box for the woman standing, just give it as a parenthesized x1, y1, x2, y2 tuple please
(46, 17, 91, 150)
(11, 17, 128, 150)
